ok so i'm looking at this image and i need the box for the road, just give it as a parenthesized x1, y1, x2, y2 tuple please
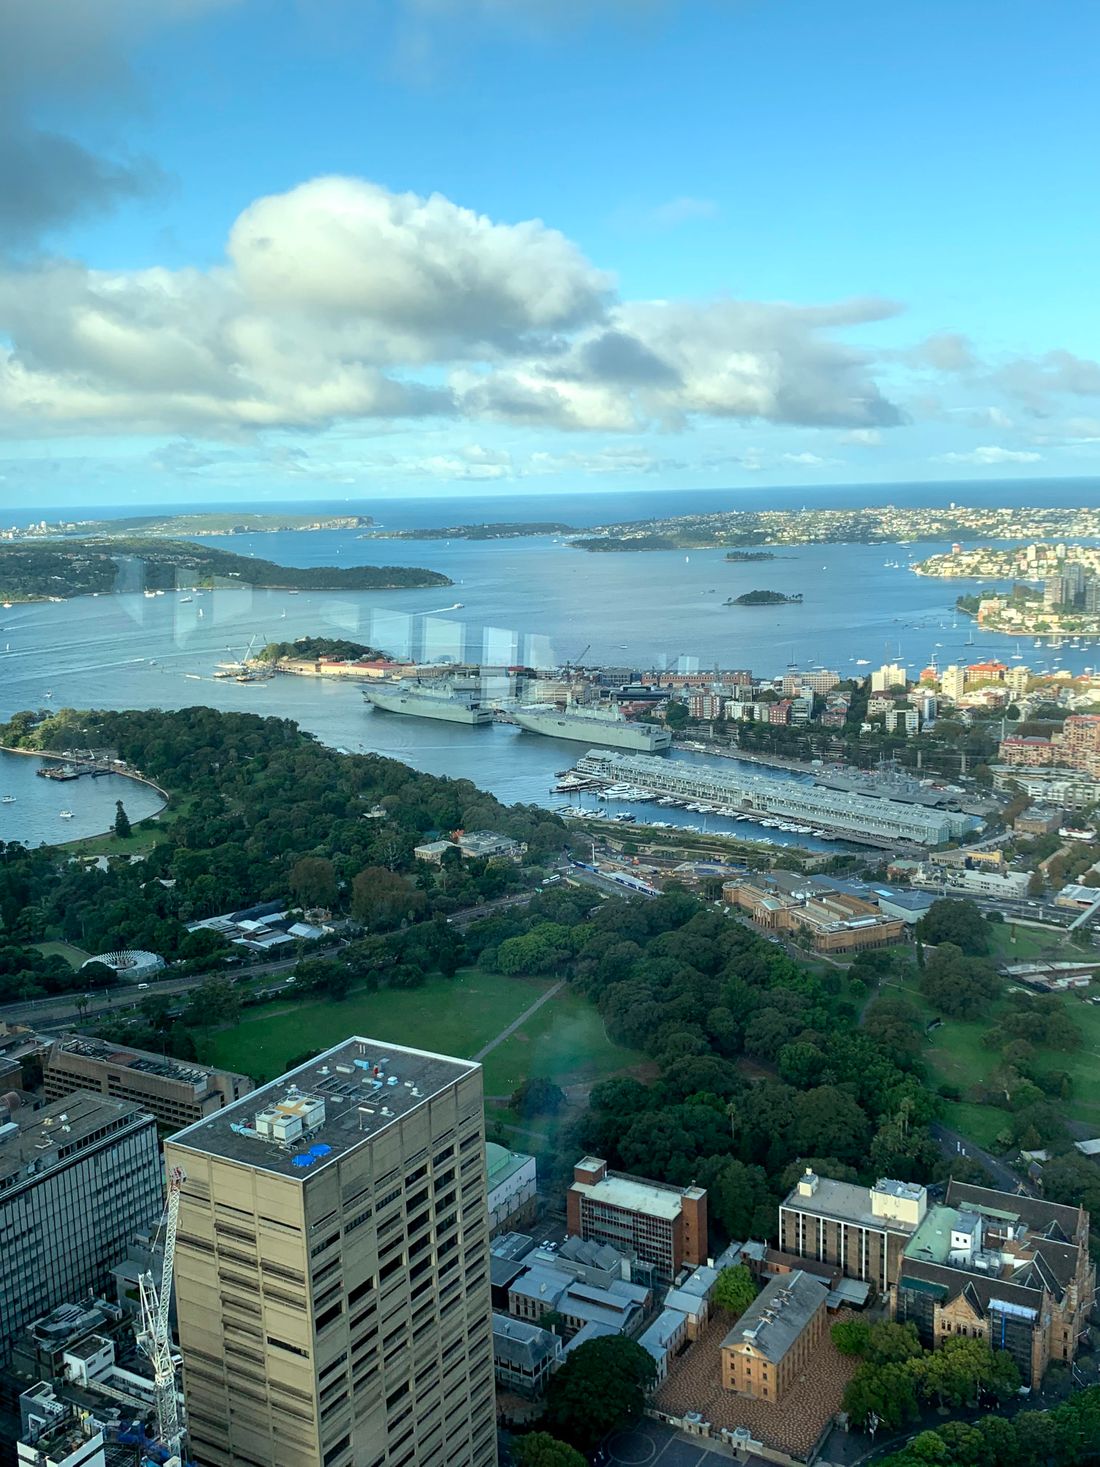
(0, 889, 544, 1031)
(930, 1120, 1032, 1195)
(0, 951, 311, 1029)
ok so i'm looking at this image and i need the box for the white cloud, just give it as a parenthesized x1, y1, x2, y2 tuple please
(936, 445, 1042, 465)
(644, 196, 720, 228)
(0, 175, 906, 441)
(780, 451, 836, 467)
(841, 428, 881, 445)
(908, 333, 977, 373)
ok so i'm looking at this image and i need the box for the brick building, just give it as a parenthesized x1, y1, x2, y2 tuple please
(720, 1270, 828, 1403)
(566, 1158, 707, 1287)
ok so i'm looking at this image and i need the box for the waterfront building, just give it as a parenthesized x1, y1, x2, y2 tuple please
(575, 750, 977, 845)
(687, 692, 725, 720)
(893, 1182, 1095, 1386)
(779, 1171, 927, 1293)
(781, 668, 840, 696)
(871, 662, 908, 693)
(165, 1037, 496, 1467)
(720, 1270, 828, 1403)
(0, 1092, 162, 1361)
(44, 1034, 253, 1131)
(566, 1157, 707, 1288)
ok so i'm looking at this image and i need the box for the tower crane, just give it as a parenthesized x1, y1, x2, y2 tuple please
(137, 1165, 186, 1463)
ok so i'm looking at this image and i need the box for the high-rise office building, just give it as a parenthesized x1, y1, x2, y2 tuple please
(0, 1091, 162, 1361)
(165, 1038, 496, 1467)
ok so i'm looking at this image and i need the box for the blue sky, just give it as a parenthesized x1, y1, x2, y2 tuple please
(1, 0, 1098, 506)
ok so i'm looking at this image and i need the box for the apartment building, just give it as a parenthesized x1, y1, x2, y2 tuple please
(778, 1170, 927, 1294)
(721, 1270, 828, 1403)
(0, 1092, 162, 1361)
(893, 1181, 1095, 1386)
(44, 1034, 253, 1130)
(164, 1038, 496, 1467)
(566, 1157, 707, 1287)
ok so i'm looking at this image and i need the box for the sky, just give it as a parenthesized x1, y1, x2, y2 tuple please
(0, 0, 1098, 507)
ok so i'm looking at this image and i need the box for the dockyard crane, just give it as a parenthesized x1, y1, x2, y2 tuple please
(137, 1166, 186, 1463)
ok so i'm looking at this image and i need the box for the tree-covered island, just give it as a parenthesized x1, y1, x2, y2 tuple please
(726, 589, 803, 605)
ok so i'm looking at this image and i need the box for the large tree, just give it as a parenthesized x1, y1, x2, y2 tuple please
(544, 1336, 656, 1451)
(512, 1433, 585, 1467)
(915, 898, 991, 955)
(714, 1264, 757, 1316)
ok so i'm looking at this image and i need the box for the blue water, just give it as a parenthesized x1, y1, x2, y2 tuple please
(3, 479, 1100, 846)
(0, 752, 166, 846)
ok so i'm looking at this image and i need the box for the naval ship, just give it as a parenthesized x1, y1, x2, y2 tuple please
(363, 680, 493, 726)
(513, 702, 671, 752)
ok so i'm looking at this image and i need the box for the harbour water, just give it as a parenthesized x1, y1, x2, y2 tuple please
(3, 481, 1100, 845)
(0, 752, 166, 846)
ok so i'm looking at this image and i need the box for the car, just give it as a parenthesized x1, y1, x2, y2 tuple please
(137, 982, 150, 989)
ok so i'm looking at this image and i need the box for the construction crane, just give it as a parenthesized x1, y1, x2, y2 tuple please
(138, 1165, 186, 1463)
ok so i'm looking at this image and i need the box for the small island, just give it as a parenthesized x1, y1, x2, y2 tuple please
(0, 539, 450, 602)
(256, 636, 389, 664)
(725, 589, 803, 606)
(725, 550, 777, 562)
(367, 521, 578, 541)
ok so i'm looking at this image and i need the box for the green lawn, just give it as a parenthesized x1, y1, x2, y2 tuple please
(985, 922, 1076, 965)
(33, 940, 91, 969)
(202, 966, 646, 1103)
(889, 971, 1100, 1137)
(480, 986, 645, 1097)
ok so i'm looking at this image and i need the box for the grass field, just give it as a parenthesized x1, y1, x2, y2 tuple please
(985, 922, 1080, 965)
(33, 940, 91, 969)
(202, 968, 645, 1096)
(480, 986, 645, 1097)
(888, 971, 1100, 1141)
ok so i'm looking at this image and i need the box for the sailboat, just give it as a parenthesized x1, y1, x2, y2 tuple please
(1012, 642, 1023, 660)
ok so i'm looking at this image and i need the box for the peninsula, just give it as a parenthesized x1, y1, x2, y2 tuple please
(569, 504, 1100, 551)
(366, 521, 577, 540)
(726, 589, 803, 605)
(2, 511, 373, 540)
(0, 540, 449, 602)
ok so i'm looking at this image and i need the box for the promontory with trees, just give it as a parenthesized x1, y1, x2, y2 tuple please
(0, 539, 449, 601)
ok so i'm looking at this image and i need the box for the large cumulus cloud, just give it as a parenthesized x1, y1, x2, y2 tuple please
(0, 174, 902, 438)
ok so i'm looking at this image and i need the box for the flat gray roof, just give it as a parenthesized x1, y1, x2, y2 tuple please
(781, 1176, 921, 1234)
(0, 1091, 154, 1192)
(166, 1037, 477, 1179)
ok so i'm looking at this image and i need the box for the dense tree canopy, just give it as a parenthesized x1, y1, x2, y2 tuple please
(544, 1336, 656, 1450)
